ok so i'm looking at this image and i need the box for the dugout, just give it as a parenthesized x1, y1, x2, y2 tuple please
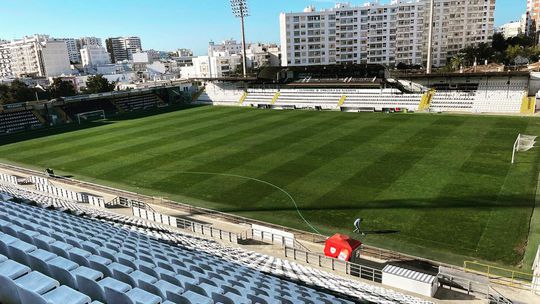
(324, 233, 362, 262)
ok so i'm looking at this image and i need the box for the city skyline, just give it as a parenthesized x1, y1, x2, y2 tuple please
(0, 0, 524, 55)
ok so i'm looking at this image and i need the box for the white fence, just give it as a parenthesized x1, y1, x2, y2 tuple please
(132, 206, 239, 243)
(29, 175, 49, 185)
(0, 173, 18, 185)
(35, 183, 105, 208)
(133, 206, 178, 227)
(251, 224, 295, 247)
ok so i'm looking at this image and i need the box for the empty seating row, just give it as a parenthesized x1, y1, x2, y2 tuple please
(113, 93, 160, 112)
(0, 110, 42, 134)
(429, 91, 475, 112)
(0, 254, 93, 304)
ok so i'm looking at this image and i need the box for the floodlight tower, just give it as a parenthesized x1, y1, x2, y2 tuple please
(230, 0, 249, 77)
(426, 0, 435, 74)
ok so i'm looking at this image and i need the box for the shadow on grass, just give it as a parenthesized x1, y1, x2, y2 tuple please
(198, 194, 536, 213)
(0, 103, 208, 146)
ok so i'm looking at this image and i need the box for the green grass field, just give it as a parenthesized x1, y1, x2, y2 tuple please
(1, 106, 540, 268)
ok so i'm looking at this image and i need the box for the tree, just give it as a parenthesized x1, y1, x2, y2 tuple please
(84, 75, 116, 94)
(443, 54, 465, 72)
(492, 32, 507, 53)
(0, 84, 14, 105)
(50, 78, 76, 98)
(0, 80, 36, 105)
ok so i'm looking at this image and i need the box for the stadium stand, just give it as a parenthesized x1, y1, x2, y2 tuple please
(198, 77, 532, 115)
(198, 83, 244, 106)
(429, 91, 475, 112)
(472, 79, 528, 113)
(0, 182, 433, 304)
(426, 79, 529, 113)
(340, 89, 423, 112)
(207, 86, 424, 112)
(0, 109, 43, 134)
(113, 93, 162, 112)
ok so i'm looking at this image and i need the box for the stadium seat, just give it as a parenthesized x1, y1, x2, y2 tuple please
(18, 285, 91, 304)
(103, 285, 162, 304)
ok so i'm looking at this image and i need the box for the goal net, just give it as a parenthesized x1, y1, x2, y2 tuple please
(76, 110, 105, 124)
(512, 134, 537, 163)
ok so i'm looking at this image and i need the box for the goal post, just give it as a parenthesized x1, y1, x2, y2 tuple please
(76, 110, 105, 125)
(512, 133, 537, 164)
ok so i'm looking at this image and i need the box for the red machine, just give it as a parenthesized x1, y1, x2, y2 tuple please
(324, 233, 362, 262)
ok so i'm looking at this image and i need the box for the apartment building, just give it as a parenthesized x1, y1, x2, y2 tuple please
(280, 0, 494, 67)
(192, 52, 242, 78)
(526, 0, 540, 36)
(80, 45, 111, 68)
(105, 36, 142, 63)
(0, 35, 71, 78)
(57, 38, 81, 63)
(0, 40, 11, 78)
(208, 39, 243, 57)
(499, 20, 525, 38)
(424, 0, 495, 66)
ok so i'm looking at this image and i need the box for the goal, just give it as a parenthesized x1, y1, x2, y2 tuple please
(76, 110, 105, 124)
(511, 134, 537, 164)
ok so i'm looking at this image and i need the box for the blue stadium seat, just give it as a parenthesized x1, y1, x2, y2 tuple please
(180, 290, 213, 304)
(18, 285, 91, 304)
(7, 240, 36, 264)
(103, 285, 162, 304)
(27, 248, 56, 274)
(77, 276, 130, 303)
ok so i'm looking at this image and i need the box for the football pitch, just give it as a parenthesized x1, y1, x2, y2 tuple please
(1, 105, 540, 267)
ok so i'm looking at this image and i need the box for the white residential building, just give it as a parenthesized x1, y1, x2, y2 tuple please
(280, 0, 495, 67)
(499, 21, 524, 38)
(80, 45, 111, 68)
(58, 38, 81, 63)
(246, 43, 281, 68)
(192, 52, 242, 78)
(0, 35, 71, 78)
(132, 52, 151, 64)
(208, 39, 243, 56)
(105, 36, 142, 62)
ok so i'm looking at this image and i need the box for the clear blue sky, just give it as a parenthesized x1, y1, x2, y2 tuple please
(0, 0, 525, 55)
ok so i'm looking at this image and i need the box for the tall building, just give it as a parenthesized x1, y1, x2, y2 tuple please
(526, 0, 540, 36)
(57, 38, 81, 63)
(0, 35, 71, 78)
(424, 0, 495, 66)
(80, 45, 111, 68)
(280, 0, 494, 67)
(105, 37, 142, 63)
(0, 40, 11, 78)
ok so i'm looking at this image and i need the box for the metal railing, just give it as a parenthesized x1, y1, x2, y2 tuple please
(464, 261, 536, 291)
(283, 247, 382, 283)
